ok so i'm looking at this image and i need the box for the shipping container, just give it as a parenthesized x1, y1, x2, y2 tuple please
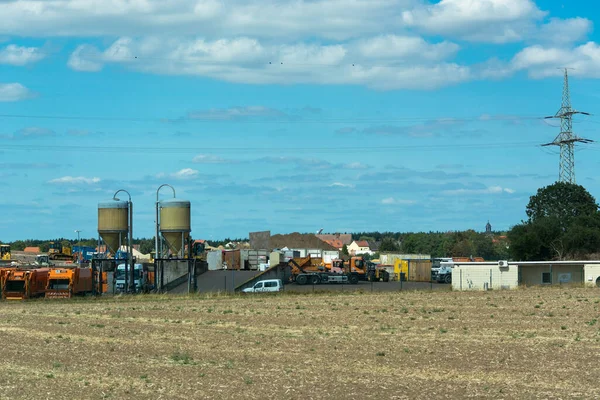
(380, 253, 430, 266)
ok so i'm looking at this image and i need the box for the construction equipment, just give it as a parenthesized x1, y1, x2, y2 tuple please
(366, 262, 390, 282)
(289, 257, 360, 285)
(46, 267, 94, 298)
(2, 268, 50, 300)
(48, 241, 73, 261)
(192, 240, 206, 260)
(1, 244, 11, 261)
(35, 254, 53, 267)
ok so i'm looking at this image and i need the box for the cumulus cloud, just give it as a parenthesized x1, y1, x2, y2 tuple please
(49, 176, 101, 184)
(442, 186, 515, 195)
(402, 0, 546, 43)
(0, 83, 36, 102)
(0, 0, 409, 40)
(511, 42, 600, 78)
(65, 35, 471, 90)
(0, 44, 45, 65)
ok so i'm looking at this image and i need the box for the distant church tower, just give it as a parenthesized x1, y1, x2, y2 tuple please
(485, 220, 492, 234)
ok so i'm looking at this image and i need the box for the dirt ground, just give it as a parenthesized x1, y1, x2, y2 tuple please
(1, 287, 600, 399)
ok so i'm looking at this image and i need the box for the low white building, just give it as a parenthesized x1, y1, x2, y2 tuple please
(452, 262, 518, 291)
(451, 260, 600, 291)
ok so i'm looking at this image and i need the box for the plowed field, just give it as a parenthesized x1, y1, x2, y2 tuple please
(1, 287, 599, 399)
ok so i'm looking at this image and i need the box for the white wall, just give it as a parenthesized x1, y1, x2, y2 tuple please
(452, 264, 518, 291)
(207, 251, 222, 271)
(584, 265, 600, 287)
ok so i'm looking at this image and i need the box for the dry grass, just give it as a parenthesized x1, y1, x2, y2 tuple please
(1, 287, 600, 399)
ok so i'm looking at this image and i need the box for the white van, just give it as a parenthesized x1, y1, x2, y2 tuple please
(242, 279, 283, 293)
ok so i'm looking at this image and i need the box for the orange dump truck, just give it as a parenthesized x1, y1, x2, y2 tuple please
(46, 267, 94, 298)
(2, 268, 50, 300)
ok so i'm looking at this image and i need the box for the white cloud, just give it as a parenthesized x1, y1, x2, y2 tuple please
(0, 83, 36, 102)
(381, 197, 417, 205)
(172, 168, 199, 179)
(356, 35, 459, 61)
(49, 176, 101, 184)
(65, 35, 472, 90)
(68, 44, 103, 72)
(533, 18, 592, 45)
(192, 154, 230, 164)
(443, 186, 515, 195)
(402, 0, 546, 43)
(0, 0, 413, 40)
(511, 42, 600, 79)
(342, 162, 370, 170)
(329, 182, 355, 188)
(0, 44, 44, 65)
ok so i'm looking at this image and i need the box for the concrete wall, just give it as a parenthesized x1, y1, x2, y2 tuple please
(519, 265, 584, 286)
(452, 264, 518, 291)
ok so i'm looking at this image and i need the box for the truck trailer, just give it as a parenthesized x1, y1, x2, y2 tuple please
(2, 268, 50, 300)
(289, 257, 360, 285)
(46, 267, 94, 298)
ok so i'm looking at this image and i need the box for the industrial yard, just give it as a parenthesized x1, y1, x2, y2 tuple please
(1, 287, 599, 399)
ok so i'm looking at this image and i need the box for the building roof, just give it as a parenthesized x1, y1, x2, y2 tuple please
(355, 240, 369, 248)
(316, 233, 352, 246)
(323, 239, 344, 249)
(23, 247, 41, 253)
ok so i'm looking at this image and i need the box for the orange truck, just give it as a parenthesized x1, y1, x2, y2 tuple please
(2, 268, 50, 300)
(46, 267, 94, 298)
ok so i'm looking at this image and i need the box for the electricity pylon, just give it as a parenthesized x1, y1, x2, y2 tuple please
(542, 68, 592, 184)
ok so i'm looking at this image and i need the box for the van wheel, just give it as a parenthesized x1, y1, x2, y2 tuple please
(296, 275, 308, 285)
(444, 274, 452, 284)
(310, 275, 320, 285)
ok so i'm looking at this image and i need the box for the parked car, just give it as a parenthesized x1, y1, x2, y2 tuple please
(242, 279, 283, 293)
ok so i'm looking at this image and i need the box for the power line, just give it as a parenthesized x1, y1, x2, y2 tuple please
(0, 113, 550, 124)
(1, 141, 544, 154)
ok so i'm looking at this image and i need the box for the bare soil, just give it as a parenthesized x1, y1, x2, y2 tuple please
(1, 287, 600, 399)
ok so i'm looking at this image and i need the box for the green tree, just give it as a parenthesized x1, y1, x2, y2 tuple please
(509, 182, 600, 260)
(379, 237, 400, 252)
(526, 182, 598, 227)
(342, 244, 349, 256)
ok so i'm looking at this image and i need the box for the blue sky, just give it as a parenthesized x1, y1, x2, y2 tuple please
(1, 0, 600, 241)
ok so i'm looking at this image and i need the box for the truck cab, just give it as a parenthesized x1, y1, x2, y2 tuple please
(115, 263, 152, 293)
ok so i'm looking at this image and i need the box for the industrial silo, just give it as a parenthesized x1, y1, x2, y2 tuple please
(159, 199, 191, 257)
(98, 200, 129, 255)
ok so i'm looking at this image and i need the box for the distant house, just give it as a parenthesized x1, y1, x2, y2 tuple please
(322, 239, 344, 251)
(347, 240, 372, 256)
(23, 247, 41, 254)
(316, 233, 353, 248)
